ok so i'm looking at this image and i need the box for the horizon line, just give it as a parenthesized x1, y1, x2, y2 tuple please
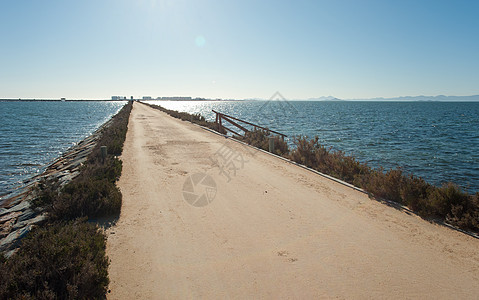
(2, 94, 479, 102)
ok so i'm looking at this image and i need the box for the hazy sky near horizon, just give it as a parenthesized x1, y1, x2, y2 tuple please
(1, 0, 478, 100)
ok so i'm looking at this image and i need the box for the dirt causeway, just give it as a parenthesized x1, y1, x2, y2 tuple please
(107, 102, 479, 299)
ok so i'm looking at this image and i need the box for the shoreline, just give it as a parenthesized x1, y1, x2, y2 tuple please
(1, 102, 132, 298)
(0, 114, 119, 256)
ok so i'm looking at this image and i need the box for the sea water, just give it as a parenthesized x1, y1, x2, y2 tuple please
(0, 101, 126, 198)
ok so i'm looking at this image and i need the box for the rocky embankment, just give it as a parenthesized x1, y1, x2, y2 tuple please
(0, 119, 114, 257)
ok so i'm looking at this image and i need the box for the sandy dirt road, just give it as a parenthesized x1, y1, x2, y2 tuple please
(106, 102, 479, 299)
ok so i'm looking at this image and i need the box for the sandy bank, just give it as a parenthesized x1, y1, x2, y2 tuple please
(107, 102, 479, 299)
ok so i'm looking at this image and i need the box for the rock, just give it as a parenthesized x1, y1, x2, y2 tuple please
(0, 218, 17, 239)
(58, 173, 79, 186)
(68, 157, 87, 169)
(0, 225, 33, 252)
(17, 208, 36, 223)
(52, 170, 70, 180)
(2, 200, 30, 215)
(0, 116, 111, 255)
(0, 188, 30, 209)
(0, 211, 22, 224)
(13, 214, 46, 230)
(5, 248, 18, 258)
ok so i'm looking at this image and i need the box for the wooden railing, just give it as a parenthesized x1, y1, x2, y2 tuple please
(212, 110, 287, 140)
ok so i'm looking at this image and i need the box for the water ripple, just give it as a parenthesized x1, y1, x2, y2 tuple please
(0, 101, 126, 196)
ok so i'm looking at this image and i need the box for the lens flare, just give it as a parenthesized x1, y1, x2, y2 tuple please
(195, 35, 206, 47)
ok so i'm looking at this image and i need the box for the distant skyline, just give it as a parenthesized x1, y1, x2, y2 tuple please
(1, 0, 478, 100)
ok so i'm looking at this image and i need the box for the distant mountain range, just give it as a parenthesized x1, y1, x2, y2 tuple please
(298, 95, 479, 102)
(339, 95, 479, 102)
(307, 96, 342, 101)
(352, 95, 479, 101)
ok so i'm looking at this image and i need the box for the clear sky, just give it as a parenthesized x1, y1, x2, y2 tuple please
(1, 0, 478, 100)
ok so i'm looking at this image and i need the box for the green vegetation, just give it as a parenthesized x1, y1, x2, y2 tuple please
(34, 174, 122, 221)
(1, 101, 132, 299)
(33, 101, 132, 221)
(0, 220, 109, 299)
(289, 136, 370, 185)
(236, 129, 289, 156)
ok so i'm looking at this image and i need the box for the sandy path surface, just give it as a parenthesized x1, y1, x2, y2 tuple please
(107, 102, 479, 299)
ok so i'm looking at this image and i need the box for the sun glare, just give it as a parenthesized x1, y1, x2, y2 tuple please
(195, 35, 206, 47)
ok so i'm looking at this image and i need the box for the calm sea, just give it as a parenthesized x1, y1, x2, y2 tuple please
(0, 101, 126, 198)
(146, 100, 479, 193)
(1, 100, 477, 198)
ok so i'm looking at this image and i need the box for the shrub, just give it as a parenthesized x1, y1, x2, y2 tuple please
(399, 175, 431, 213)
(32, 103, 130, 221)
(144, 103, 226, 133)
(288, 136, 319, 167)
(83, 157, 123, 183)
(325, 149, 370, 185)
(289, 136, 370, 185)
(90, 101, 132, 160)
(0, 220, 109, 299)
(361, 168, 404, 203)
(37, 178, 122, 221)
(237, 129, 289, 156)
(447, 192, 479, 231)
(288, 135, 479, 232)
(421, 182, 469, 218)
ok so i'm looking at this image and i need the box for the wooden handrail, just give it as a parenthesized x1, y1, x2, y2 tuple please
(221, 116, 250, 133)
(212, 110, 287, 139)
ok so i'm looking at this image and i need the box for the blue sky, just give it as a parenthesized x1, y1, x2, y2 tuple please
(1, 0, 478, 100)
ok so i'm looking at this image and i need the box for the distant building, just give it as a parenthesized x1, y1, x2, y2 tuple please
(60, 98, 66, 101)
(111, 96, 126, 100)
(142, 96, 152, 100)
(157, 96, 192, 101)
